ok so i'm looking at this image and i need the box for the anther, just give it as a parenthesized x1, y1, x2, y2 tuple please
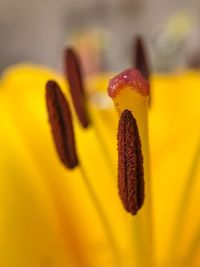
(46, 80, 79, 169)
(117, 109, 144, 215)
(64, 47, 90, 128)
(134, 36, 150, 80)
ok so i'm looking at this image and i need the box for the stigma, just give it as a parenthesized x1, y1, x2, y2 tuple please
(108, 68, 149, 98)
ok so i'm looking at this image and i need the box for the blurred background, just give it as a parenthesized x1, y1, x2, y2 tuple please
(1, 0, 200, 73)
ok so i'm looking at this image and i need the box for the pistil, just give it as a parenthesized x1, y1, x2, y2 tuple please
(108, 69, 153, 266)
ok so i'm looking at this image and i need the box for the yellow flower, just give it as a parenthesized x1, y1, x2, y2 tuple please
(0, 54, 199, 267)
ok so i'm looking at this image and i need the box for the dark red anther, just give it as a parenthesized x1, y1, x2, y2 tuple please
(46, 80, 79, 169)
(134, 36, 150, 81)
(117, 109, 144, 215)
(64, 47, 90, 128)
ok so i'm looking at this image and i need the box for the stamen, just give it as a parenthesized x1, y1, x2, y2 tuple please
(65, 47, 116, 175)
(108, 69, 152, 263)
(64, 47, 90, 128)
(117, 109, 144, 215)
(134, 36, 150, 80)
(46, 80, 120, 265)
(46, 80, 79, 169)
